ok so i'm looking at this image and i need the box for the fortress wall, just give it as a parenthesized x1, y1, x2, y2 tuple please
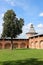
(29, 36, 43, 49)
(0, 39, 29, 49)
(0, 35, 43, 49)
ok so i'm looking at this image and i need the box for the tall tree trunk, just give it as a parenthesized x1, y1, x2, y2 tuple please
(11, 37, 13, 50)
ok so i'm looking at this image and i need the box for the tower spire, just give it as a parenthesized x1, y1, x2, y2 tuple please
(26, 24, 38, 38)
(29, 24, 36, 33)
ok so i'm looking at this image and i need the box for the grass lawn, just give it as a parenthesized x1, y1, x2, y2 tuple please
(0, 49, 43, 65)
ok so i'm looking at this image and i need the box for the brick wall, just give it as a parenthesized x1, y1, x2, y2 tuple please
(0, 35, 43, 49)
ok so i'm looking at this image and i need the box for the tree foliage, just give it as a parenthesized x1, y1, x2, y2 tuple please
(2, 10, 24, 38)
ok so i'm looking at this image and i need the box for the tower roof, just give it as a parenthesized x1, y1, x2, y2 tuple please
(29, 24, 36, 33)
(26, 24, 37, 34)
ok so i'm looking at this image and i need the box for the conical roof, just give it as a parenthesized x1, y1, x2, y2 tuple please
(26, 24, 37, 34)
(29, 24, 36, 33)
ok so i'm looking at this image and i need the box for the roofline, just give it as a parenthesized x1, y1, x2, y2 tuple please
(29, 34, 43, 38)
(0, 34, 43, 40)
(26, 32, 38, 34)
(0, 38, 29, 40)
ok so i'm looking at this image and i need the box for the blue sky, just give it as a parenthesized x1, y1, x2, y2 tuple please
(0, 0, 43, 38)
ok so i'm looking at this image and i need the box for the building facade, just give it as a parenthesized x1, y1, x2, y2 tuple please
(0, 24, 43, 49)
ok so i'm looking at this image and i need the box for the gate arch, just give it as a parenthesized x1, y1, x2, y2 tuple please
(20, 43, 26, 48)
(35, 41, 39, 49)
(40, 40, 43, 49)
(13, 43, 18, 48)
(0, 43, 2, 49)
(5, 43, 11, 49)
(31, 42, 34, 48)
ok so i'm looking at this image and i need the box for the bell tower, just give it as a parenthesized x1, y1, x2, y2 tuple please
(26, 24, 38, 38)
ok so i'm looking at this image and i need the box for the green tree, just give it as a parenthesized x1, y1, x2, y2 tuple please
(2, 10, 24, 49)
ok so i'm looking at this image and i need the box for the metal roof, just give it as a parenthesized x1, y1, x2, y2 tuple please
(0, 34, 43, 40)
(0, 37, 28, 40)
(29, 34, 43, 38)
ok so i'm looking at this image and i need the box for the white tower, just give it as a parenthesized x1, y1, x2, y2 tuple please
(26, 24, 38, 38)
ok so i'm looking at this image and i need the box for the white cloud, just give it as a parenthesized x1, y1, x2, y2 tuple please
(22, 23, 43, 35)
(22, 23, 32, 33)
(37, 29, 43, 34)
(36, 23, 43, 34)
(37, 24, 43, 28)
(5, 0, 11, 2)
(1, 13, 4, 18)
(4, 0, 29, 11)
(0, 13, 4, 37)
(0, 13, 4, 19)
(6, 0, 16, 6)
(0, 25, 3, 33)
(0, 23, 3, 37)
(39, 12, 43, 16)
(17, 23, 32, 38)
(10, 1, 15, 6)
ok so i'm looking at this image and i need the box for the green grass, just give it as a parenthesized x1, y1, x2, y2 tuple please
(0, 49, 43, 65)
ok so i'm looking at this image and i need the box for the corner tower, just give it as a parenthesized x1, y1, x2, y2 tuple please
(26, 24, 38, 38)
